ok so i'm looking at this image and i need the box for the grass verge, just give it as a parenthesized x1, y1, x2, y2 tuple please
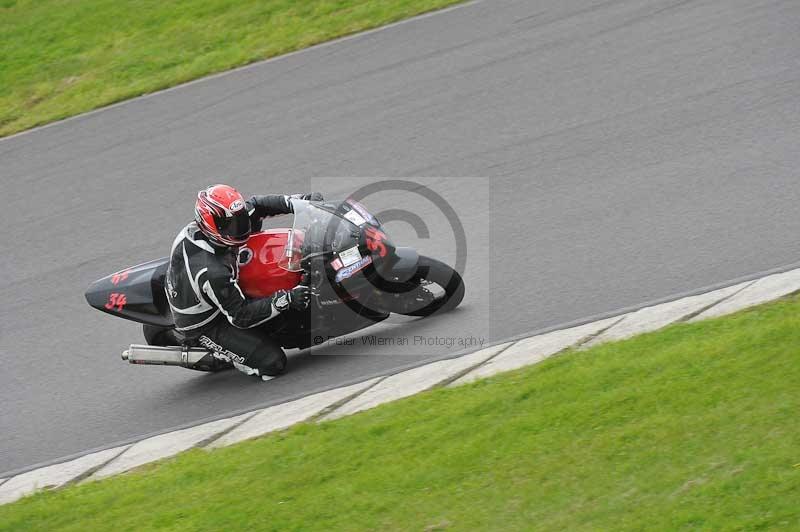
(2, 295, 799, 530)
(0, 0, 464, 137)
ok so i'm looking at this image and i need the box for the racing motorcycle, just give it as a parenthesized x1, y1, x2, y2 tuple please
(84, 198, 465, 372)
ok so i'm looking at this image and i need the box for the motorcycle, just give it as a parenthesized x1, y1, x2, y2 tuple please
(84, 198, 465, 372)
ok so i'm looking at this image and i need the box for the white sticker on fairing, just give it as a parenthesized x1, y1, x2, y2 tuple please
(348, 200, 377, 224)
(338, 246, 362, 267)
(344, 209, 367, 226)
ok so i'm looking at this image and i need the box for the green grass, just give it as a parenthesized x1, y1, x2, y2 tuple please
(3, 296, 800, 531)
(0, 0, 463, 137)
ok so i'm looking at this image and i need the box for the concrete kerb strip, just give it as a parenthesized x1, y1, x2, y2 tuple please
(584, 281, 753, 347)
(690, 268, 800, 321)
(0, 445, 130, 505)
(89, 411, 259, 480)
(451, 315, 624, 386)
(322, 342, 511, 420)
(209, 377, 383, 448)
(3, 266, 800, 506)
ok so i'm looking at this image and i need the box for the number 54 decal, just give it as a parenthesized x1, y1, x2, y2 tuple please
(364, 227, 388, 257)
(105, 293, 127, 311)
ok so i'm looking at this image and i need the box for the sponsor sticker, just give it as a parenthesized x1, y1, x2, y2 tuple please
(335, 255, 372, 282)
(229, 199, 245, 212)
(344, 209, 367, 226)
(331, 257, 343, 271)
(347, 200, 377, 224)
(338, 246, 362, 267)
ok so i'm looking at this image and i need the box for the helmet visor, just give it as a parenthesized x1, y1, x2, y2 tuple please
(217, 210, 251, 244)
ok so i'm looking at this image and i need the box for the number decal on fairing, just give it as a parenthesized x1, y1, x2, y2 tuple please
(111, 269, 130, 286)
(105, 293, 128, 311)
(364, 227, 387, 257)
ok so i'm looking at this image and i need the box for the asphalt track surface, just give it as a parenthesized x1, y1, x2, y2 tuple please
(2, 0, 800, 475)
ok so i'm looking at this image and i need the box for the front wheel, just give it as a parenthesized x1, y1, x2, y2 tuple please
(384, 255, 465, 317)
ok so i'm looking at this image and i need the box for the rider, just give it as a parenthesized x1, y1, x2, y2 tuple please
(160, 184, 322, 380)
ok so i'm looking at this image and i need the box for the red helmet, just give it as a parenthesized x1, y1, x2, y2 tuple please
(194, 184, 251, 246)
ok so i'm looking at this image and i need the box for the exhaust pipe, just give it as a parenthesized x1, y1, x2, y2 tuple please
(122, 344, 213, 368)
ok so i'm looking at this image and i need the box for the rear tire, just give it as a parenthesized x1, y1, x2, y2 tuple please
(143, 324, 180, 346)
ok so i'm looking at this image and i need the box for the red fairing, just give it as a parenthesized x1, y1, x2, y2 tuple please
(237, 230, 302, 297)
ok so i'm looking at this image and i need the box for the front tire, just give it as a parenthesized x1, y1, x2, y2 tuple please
(388, 255, 465, 317)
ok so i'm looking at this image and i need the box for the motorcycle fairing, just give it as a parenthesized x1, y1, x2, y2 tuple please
(84, 258, 173, 327)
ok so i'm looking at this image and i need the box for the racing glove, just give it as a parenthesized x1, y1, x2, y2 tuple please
(273, 285, 312, 311)
(291, 192, 324, 202)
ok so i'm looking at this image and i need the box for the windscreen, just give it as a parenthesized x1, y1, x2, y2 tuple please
(279, 199, 372, 271)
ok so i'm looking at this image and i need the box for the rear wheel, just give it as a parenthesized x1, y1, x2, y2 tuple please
(383, 255, 465, 317)
(142, 324, 180, 346)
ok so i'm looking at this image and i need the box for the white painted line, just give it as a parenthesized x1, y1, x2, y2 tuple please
(585, 281, 752, 346)
(89, 412, 257, 480)
(321, 344, 510, 420)
(209, 378, 383, 448)
(0, 445, 129, 505)
(690, 268, 800, 321)
(451, 315, 624, 386)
